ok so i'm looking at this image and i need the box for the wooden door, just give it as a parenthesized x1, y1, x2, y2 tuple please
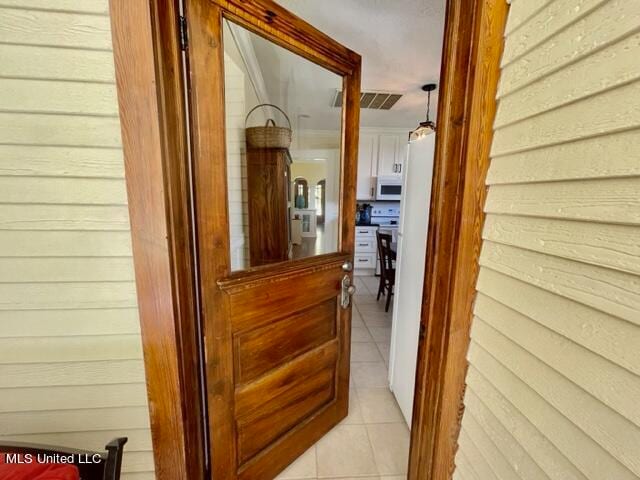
(182, 1, 361, 479)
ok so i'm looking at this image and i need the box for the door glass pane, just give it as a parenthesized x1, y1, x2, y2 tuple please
(222, 19, 343, 272)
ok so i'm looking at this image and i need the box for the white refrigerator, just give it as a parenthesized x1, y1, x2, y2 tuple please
(388, 132, 436, 426)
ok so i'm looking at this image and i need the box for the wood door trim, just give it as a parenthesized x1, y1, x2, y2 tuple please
(109, 1, 206, 479)
(214, 0, 360, 74)
(218, 253, 349, 290)
(407, 0, 508, 479)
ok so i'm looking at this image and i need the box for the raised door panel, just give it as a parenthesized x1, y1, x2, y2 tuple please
(219, 257, 351, 479)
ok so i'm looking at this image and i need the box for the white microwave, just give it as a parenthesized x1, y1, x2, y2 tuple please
(375, 176, 403, 201)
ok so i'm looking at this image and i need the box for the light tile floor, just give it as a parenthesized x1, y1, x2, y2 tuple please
(276, 275, 409, 480)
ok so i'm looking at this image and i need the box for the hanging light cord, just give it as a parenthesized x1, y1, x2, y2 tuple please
(425, 90, 431, 123)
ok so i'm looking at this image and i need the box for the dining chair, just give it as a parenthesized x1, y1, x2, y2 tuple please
(376, 231, 396, 312)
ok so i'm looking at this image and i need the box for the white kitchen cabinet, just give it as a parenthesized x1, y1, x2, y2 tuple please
(396, 140, 408, 176)
(378, 134, 401, 177)
(357, 131, 407, 200)
(357, 134, 378, 200)
(354, 225, 377, 274)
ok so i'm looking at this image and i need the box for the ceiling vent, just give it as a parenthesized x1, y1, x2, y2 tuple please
(332, 90, 402, 110)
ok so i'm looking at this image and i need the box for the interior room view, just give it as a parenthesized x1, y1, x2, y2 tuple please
(1, 0, 639, 480)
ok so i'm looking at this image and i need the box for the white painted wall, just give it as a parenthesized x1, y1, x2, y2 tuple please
(0, 1, 154, 478)
(454, 1, 640, 479)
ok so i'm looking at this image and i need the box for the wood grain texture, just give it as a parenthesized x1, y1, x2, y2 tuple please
(234, 299, 336, 384)
(246, 147, 291, 266)
(212, 0, 360, 74)
(408, 1, 508, 479)
(184, 1, 360, 478)
(110, 0, 204, 478)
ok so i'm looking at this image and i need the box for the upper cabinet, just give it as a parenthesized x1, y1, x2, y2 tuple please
(357, 134, 378, 200)
(356, 130, 407, 200)
(378, 134, 403, 176)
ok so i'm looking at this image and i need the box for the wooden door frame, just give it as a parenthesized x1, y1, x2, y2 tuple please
(109, 0, 507, 478)
(407, 0, 508, 478)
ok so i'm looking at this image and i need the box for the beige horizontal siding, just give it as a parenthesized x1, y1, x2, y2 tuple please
(0, 145, 125, 178)
(0, 0, 109, 14)
(486, 129, 640, 184)
(0, 308, 141, 337)
(0, 8, 112, 49)
(0, 3, 154, 479)
(503, 0, 553, 35)
(0, 44, 116, 82)
(498, 0, 640, 96)
(0, 112, 122, 147)
(0, 231, 134, 256)
(456, 1, 640, 479)
(501, 0, 608, 66)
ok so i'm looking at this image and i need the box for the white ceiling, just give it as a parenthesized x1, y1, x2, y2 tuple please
(247, 0, 446, 130)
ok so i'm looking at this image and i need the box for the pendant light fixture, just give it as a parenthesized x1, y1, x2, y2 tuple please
(409, 83, 437, 141)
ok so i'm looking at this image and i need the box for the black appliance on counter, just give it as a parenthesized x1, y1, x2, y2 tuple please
(356, 203, 373, 225)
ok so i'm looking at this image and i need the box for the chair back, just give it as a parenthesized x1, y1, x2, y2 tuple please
(376, 231, 394, 277)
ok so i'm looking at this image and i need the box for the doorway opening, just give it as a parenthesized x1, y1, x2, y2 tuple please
(110, 0, 506, 478)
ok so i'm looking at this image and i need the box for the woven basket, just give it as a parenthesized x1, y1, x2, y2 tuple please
(245, 104, 292, 149)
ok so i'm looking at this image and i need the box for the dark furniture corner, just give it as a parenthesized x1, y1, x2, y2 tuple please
(376, 231, 396, 312)
(0, 437, 128, 480)
(247, 147, 293, 267)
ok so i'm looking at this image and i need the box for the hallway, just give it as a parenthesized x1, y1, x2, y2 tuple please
(276, 276, 409, 479)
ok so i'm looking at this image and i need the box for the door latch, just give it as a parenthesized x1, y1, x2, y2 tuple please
(341, 274, 356, 309)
